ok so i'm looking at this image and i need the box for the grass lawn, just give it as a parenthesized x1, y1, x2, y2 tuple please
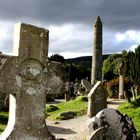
(0, 111, 8, 134)
(117, 99, 140, 137)
(46, 96, 88, 120)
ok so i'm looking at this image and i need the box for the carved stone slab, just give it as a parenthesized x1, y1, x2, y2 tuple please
(87, 81, 107, 118)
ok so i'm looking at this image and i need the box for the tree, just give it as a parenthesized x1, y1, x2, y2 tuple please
(128, 46, 140, 85)
(49, 54, 65, 63)
(69, 64, 90, 82)
(102, 53, 122, 80)
(102, 50, 130, 81)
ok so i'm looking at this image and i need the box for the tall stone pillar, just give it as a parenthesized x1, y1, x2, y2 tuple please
(118, 60, 126, 99)
(91, 16, 102, 85)
(7, 23, 55, 140)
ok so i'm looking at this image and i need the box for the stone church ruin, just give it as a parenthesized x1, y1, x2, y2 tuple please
(0, 43, 70, 111)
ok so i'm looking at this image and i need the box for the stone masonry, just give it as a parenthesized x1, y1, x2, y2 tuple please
(118, 60, 126, 99)
(0, 52, 70, 111)
(91, 16, 102, 84)
(2, 23, 55, 140)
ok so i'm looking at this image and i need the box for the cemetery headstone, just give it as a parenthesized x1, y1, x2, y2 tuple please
(87, 81, 107, 118)
(81, 79, 92, 92)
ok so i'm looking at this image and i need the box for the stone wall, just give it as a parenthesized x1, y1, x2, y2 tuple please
(0, 53, 70, 110)
(46, 61, 70, 95)
(0, 54, 18, 110)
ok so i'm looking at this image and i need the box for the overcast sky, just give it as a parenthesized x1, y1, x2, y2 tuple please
(0, 0, 140, 58)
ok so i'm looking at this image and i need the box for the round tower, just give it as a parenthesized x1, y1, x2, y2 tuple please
(91, 16, 102, 84)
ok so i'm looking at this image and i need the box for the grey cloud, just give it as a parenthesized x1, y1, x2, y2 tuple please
(0, 0, 140, 31)
(0, 0, 139, 57)
(48, 24, 92, 54)
(97, 0, 140, 31)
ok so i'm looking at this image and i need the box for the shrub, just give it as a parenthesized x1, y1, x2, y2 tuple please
(106, 77, 132, 98)
(107, 78, 119, 98)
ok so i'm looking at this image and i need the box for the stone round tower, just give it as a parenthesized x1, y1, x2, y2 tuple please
(91, 16, 102, 84)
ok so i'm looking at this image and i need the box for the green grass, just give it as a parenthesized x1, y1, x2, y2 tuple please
(117, 99, 140, 136)
(46, 96, 88, 120)
(0, 111, 8, 133)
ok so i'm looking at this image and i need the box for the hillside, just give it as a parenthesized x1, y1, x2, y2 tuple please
(65, 54, 110, 68)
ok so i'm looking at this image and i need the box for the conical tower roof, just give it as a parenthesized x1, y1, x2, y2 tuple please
(95, 16, 102, 24)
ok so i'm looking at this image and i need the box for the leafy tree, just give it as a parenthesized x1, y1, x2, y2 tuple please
(102, 50, 130, 81)
(49, 54, 65, 63)
(69, 64, 90, 82)
(102, 53, 122, 80)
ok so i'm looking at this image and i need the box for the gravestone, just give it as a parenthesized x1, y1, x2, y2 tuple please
(88, 108, 139, 140)
(64, 81, 70, 101)
(74, 79, 80, 95)
(1, 23, 55, 140)
(81, 79, 92, 92)
(87, 81, 107, 118)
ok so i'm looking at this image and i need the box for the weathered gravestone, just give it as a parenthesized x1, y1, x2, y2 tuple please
(88, 108, 139, 140)
(87, 81, 107, 118)
(81, 79, 93, 93)
(1, 23, 55, 140)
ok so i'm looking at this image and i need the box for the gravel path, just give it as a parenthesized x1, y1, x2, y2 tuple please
(46, 99, 125, 140)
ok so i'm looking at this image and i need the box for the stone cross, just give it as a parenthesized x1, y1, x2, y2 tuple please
(1, 23, 55, 140)
(87, 81, 107, 118)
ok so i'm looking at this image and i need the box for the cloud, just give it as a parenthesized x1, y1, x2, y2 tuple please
(116, 30, 140, 42)
(116, 30, 140, 52)
(128, 45, 138, 52)
(0, 0, 139, 58)
(0, 0, 139, 30)
(48, 24, 92, 54)
(0, 21, 13, 53)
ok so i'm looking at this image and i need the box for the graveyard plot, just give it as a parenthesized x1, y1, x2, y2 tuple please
(46, 96, 88, 120)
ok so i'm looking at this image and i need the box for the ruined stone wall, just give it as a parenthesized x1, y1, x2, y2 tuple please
(46, 61, 70, 95)
(0, 54, 18, 110)
(0, 53, 70, 110)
